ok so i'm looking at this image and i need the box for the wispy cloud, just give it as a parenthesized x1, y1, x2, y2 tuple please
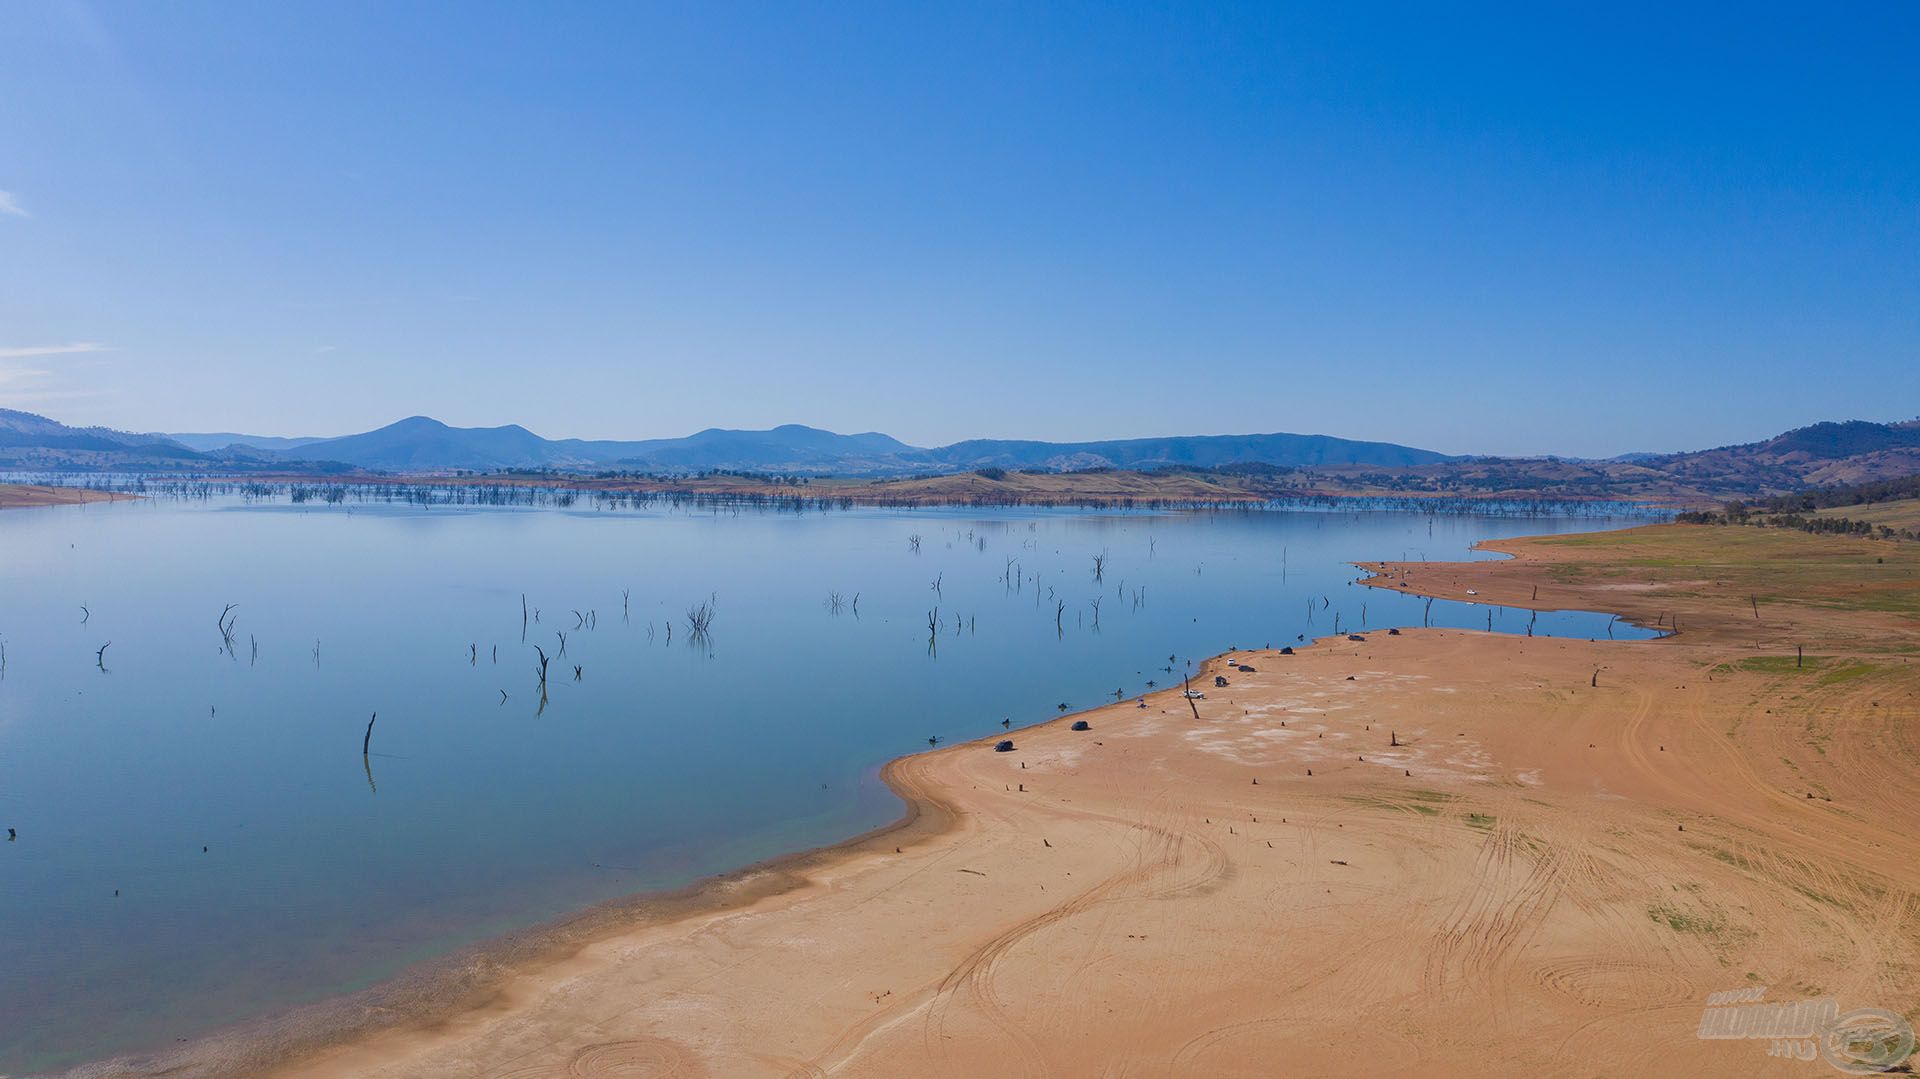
(0, 191, 28, 218)
(0, 342, 114, 412)
(0, 342, 111, 359)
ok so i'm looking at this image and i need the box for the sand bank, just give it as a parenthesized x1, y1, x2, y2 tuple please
(0, 484, 129, 510)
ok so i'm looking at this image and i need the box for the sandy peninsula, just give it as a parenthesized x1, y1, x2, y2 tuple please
(0, 483, 129, 510)
(85, 523, 1919, 1078)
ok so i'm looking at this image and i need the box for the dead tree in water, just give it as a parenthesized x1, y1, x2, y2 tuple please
(218, 604, 240, 651)
(1054, 600, 1065, 637)
(361, 712, 378, 795)
(533, 645, 551, 697)
(96, 642, 111, 670)
(926, 608, 940, 655)
(907, 534, 922, 553)
(686, 596, 716, 645)
(1091, 551, 1107, 583)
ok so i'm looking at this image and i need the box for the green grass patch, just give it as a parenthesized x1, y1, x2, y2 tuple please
(1345, 794, 1443, 817)
(1690, 843, 1758, 874)
(1815, 661, 1877, 686)
(1725, 654, 1828, 674)
(1648, 902, 1728, 935)
(1789, 881, 1849, 910)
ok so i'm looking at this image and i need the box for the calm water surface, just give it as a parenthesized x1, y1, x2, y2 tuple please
(0, 497, 1656, 1070)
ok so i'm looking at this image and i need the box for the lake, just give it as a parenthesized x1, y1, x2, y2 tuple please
(0, 494, 1658, 1071)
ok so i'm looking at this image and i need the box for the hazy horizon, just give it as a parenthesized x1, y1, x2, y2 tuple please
(3, 5, 1917, 458)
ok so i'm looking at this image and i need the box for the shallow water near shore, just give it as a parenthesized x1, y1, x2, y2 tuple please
(0, 497, 1656, 1071)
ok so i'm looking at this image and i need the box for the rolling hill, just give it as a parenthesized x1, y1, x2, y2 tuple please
(1644, 420, 1920, 491)
(0, 408, 217, 471)
(166, 431, 331, 453)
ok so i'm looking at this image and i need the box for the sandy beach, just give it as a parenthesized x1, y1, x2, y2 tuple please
(82, 523, 1919, 1078)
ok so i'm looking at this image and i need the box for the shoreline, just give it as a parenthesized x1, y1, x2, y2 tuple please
(70, 522, 1920, 1077)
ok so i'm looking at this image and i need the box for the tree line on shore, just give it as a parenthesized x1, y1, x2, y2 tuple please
(1676, 475, 1920, 541)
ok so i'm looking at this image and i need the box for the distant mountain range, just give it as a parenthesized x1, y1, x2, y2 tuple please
(167, 431, 330, 453)
(154, 415, 1461, 475)
(2, 408, 1917, 499)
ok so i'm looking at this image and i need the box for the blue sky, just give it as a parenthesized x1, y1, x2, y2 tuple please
(1, 3, 1915, 457)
